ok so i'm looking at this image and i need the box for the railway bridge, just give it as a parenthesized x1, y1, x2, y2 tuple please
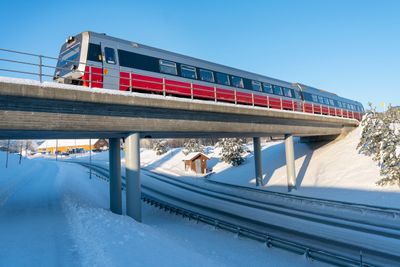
(0, 78, 359, 221)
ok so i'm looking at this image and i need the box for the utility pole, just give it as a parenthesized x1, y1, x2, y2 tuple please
(89, 139, 92, 179)
(5, 139, 10, 168)
(19, 142, 23, 165)
(56, 139, 58, 161)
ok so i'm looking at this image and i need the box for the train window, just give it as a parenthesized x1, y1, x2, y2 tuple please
(263, 83, 273, 94)
(329, 99, 335, 106)
(338, 101, 342, 108)
(283, 87, 293, 97)
(318, 96, 324, 104)
(199, 69, 214, 82)
(181, 65, 197, 79)
(159, 59, 177, 75)
(216, 72, 230, 85)
(87, 43, 102, 62)
(251, 81, 262, 91)
(294, 91, 302, 99)
(273, 85, 283, 95)
(104, 47, 116, 64)
(312, 95, 318, 102)
(323, 97, 329, 105)
(231, 76, 244, 88)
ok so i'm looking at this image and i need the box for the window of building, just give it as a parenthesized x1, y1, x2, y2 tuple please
(312, 95, 318, 102)
(273, 85, 283, 95)
(87, 43, 102, 62)
(159, 59, 177, 75)
(263, 83, 273, 94)
(283, 87, 293, 97)
(104, 47, 116, 64)
(338, 101, 342, 108)
(216, 72, 230, 85)
(199, 69, 214, 82)
(252, 81, 262, 91)
(329, 99, 335, 106)
(181, 65, 197, 79)
(231, 76, 244, 88)
(323, 97, 329, 105)
(318, 96, 324, 104)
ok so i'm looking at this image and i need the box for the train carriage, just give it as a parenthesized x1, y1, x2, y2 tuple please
(54, 31, 364, 120)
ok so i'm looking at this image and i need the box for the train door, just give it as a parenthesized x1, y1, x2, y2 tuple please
(101, 44, 119, 90)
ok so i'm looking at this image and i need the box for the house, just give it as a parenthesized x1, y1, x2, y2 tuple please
(183, 152, 210, 174)
(37, 139, 108, 154)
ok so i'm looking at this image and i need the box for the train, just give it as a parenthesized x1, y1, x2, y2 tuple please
(54, 31, 364, 120)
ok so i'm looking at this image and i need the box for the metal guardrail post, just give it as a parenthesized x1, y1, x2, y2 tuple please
(320, 105, 322, 115)
(280, 98, 283, 110)
(190, 83, 193, 100)
(267, 95, 270, 108)
(252, 93, 254, 106)
(214, 86, 217, 102)
(234, 89, 237, 104)
(163, 77, 166, 97)
(89, 66, 92, 88)
(292, 99, 294, 111)
(38, 55, 43, 83)
(129, 72, 132, 93)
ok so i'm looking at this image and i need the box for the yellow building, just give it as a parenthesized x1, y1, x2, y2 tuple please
(37, 139, 108, 154)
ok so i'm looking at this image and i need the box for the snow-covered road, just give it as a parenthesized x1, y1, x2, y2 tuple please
(0, 152, 320, 266)
(0, 158, 79, 266)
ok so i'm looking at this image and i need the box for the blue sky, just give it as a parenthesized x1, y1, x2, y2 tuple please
(1, 0, 399, 108)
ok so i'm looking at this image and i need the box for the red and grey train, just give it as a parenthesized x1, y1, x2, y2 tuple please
(54, 31, 364, 120)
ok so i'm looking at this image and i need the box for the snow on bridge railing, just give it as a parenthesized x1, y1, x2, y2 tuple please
(0, 47, 359, 120)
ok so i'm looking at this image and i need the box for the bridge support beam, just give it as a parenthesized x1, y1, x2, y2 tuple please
(253, 137, 262, 186)
(109, 138, 122, 214)
(284, 134, 297, 192)
(125, 133, 142, 222)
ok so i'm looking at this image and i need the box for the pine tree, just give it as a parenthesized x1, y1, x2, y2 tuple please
(182, 139, 204, 155)
(216, 138, 246, 166)
(358, 104, 400, 186)
(153, 139, 169, 155)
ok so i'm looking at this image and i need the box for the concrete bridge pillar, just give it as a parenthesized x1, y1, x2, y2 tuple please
(284, 134, 296, 192)
(125, 133, 142, 222)
(253, 137, 263, 186)
(109, 138, 122, 214)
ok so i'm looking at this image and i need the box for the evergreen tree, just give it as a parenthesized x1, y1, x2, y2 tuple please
(182, 139, 204, 155)
(358, 104, 400, 186)
(153, 139, 169, 155)
(216, 138, 246, 166)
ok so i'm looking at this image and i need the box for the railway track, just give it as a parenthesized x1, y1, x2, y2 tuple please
(71, 161, 400, 267)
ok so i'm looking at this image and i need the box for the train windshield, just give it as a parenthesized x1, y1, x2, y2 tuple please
(54, 41, 81, 79)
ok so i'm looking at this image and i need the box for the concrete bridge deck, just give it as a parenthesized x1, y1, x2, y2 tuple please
(0, 79, 358, 139)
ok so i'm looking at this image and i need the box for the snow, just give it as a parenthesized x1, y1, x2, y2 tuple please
(182, 152, 209, 161)
(0, 152, 317, 266)
(111, 127, 399, 209)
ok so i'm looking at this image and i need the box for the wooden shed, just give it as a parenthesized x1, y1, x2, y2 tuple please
(183, 152, 210, 174)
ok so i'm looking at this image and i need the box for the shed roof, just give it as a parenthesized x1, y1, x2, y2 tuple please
(182, 152, 210, 161)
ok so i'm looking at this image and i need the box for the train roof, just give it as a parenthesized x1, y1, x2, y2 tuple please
(86, 31, 299, 89)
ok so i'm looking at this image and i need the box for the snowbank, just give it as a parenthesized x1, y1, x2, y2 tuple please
(0, 152, 315, 266)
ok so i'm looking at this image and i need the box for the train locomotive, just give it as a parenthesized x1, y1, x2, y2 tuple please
(54, 31, 364, 120)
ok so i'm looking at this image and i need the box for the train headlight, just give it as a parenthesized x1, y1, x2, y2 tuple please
(66, 36, 75, 44)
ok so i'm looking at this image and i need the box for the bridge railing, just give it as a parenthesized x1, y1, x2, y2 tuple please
(0, 47, 358, 120)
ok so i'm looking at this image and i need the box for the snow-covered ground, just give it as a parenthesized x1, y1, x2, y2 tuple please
(0, 152, 321, 266)
(83, 126, 399, 209)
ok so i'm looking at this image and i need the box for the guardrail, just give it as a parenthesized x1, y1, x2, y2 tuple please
(78, 161, 372, 267)
(0, 47, 358, 120)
